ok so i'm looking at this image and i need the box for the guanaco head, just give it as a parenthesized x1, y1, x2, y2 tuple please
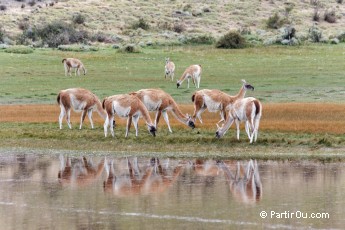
(186, 114, 195, 129)
(165, 57, 170, 64)
(242, 79, 254, 91)
(215, 124, 225, 138)
(177, 81, 181, 88)
(148, 125, 157, 137)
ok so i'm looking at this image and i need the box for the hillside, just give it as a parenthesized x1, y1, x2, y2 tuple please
(1, 0, 345, 45)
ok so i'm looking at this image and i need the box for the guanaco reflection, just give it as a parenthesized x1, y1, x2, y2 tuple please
(218, 159, 262, 204)
(191, 159, 262, 204)
(58, 155, 105, 187)
(56, 155, 262, 203)
(103, 157, 183, 196)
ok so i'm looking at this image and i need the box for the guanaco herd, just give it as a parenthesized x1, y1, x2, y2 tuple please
(58, 57, 262, 143)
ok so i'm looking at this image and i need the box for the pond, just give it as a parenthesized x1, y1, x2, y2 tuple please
(0, 152, 344, 229)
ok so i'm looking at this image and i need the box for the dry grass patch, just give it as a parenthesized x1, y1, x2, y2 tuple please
(1, 103, 345, 134)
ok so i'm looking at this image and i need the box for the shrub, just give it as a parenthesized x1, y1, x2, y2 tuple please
(266, 13, 285, 29)
(0, 28, 5, 43)
(172, 23, 186, 33)
(0, 5, 7, 11)
(337, 32, 345, 42)
(4, 46, 34, 54)
(312, 8, 321, 21)
(35, 21, 88, 47)
(184, 34, 215, 45)
(158, 21, 172, 30)
(324, 9, 336, 23)
(215, 31, 246, 49)
(18, 21, 30, 31)
(28, 0, 36, 7)
(58, 45, 99, 52)
(92, 32, 107, 42)
(72, 13, 86, 25)
(118, 44, 141, 53)
(336, 0, 343, 3)
(310, 0, 321, 6)
(68, 30, 89, 43)
(131, 18, 150, 30)
(308, 25, 322, 42)
(282, 26, 296, 40)
(183, 4, 192, 12)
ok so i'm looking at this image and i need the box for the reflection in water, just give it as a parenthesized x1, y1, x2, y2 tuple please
(218, 160, 262, 204)
(0, 153, 344, 229)
(191, 159, 262, 204)
(103, 157, 183, 196)
(58, 155, 105, 188)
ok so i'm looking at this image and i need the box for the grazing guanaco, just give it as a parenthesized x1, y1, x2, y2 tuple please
(102, 94, 156, 137)
(164, 57, 175, 81)
(57, 88, 107, 129)
(191, 79, 254, 124)
(130, 89, 195, 132)
(62, 58, 87, 76)
(177, 64, 202, 88)
(216, 97, 262, 143)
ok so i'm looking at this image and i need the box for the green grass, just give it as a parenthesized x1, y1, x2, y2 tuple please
(0, 122, 345, 161)
(1, 44, 345, 104)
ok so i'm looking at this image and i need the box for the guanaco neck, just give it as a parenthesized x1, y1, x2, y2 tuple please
(170, 100, 189, 125)
(96, 100, 107, 120)
(232, 85, 247, 101)
(138, 103, 154, 126)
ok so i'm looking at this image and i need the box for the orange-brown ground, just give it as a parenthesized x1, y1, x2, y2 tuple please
(1, 103, 345, 134)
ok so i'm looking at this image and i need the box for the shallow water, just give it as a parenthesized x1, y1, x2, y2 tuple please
(0, 152, 344, 230)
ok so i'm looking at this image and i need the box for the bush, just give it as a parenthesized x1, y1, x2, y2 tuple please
(36, 21, 88, 47)
(28, 0, 36, 7)
(282, 26, 296, 40)
(0, 28, 5, 43)
(4, 46, 34, 54)
(336, 0, 343, 3)
(68, 30, 89, 43)
(172, 23, 186, 33)
(324, 9, 336, 23)
(308, 25, 322, 42)
(184, 34, 215, 45)
(266, 13, 286, 29)
(72, 13, 86, 25)
(310, 0, 321, 6)
(0, 5, 7, 11)
(131, 18, 150, 30)
(58, 45, 99, 52)
(312, 8, 321, 21)
(337, 32, 345, 42)
(18, 21, 30, 31)
(215, 31, 246, 49)
(118, 44, 141, 53)
(92, 32, 107, 42)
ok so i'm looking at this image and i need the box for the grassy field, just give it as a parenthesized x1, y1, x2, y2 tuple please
(1, 44, 345, 160)
(1, 44, 345, 104)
